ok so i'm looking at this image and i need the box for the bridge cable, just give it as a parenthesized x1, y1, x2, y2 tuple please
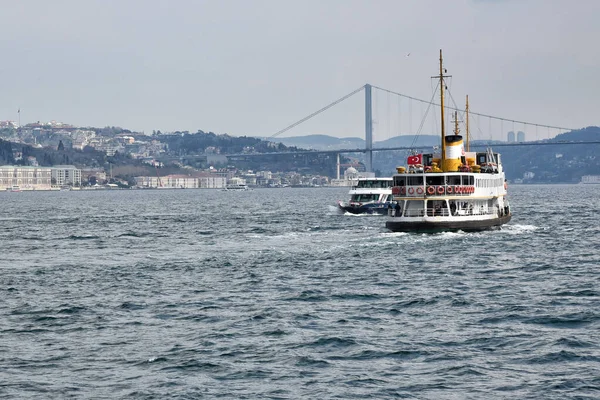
(371, 85, 575, 132)
(270, 85, 365, 139)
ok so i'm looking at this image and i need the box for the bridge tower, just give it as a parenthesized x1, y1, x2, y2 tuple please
(365, 83, 373, 172)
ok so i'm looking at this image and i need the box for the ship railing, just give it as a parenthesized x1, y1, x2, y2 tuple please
(388, 207, 500, 218)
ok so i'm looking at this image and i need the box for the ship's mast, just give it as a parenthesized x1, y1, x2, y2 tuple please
(439, 50, 446, 163)
(465, 95, 470, 152)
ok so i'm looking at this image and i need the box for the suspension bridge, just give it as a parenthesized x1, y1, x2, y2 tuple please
(161, 83, 599, 171)
(268, 83, 598, 172)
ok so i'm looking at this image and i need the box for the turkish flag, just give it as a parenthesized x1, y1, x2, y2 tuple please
(407, 154, 422, 165)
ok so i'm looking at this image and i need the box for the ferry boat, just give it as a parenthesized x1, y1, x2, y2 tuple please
(224, 177, 250, 191)
(338, 177, 393, 214)
(386, 50, 511, 233)
(224, 183, 249, 191)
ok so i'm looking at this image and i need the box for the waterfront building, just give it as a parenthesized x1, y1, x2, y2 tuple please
(581, 175, 600, 184)
(330, 167, 375, 187)
(134, 173, 226, 189)
(198, 174, 227, 189)
(81, 168, 107, 184)
(0, 165, 52, 190)
(51, 165, 82, 186)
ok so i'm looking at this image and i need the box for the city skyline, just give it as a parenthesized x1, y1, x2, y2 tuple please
(1, 0, 598, 140)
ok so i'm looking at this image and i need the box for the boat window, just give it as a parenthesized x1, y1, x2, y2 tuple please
(351, 194, 379, 202)
(393, 176, 406, 186)
(426, 199, 449, 217)
(476, 153, 487, 165)
(404, 200, 425, 217)
(447, 175, 461, 185)
(407, 176, 423, 186)
(426, 175, 444, 186)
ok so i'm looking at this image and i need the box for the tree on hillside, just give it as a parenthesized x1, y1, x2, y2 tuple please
(57, 140, 65, 151)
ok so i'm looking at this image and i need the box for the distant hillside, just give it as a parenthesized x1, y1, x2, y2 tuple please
(374, 127, 600, 181)
(501, 126, 600, 183)
(374, 135, 440, 148)
(270, 134, 440, 151)
(271, 135, 364, 150)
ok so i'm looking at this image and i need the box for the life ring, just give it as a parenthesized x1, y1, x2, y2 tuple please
(427, 186, 435, 195)
(455, 185, 461, 194)
(469, 186, 474, 193)
(446, 186, 453, 194)
(400, 186, 406, 195)
(416, 187, 424, 195)
(392, 186, 400, 195)
(437, 186, 445, 195)
(408, 187, 414, 195)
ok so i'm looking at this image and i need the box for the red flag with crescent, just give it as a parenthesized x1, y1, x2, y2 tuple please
(407, 154, 422, 165)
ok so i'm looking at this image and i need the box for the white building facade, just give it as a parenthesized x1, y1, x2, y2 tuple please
(0, 166, 52, 190)
(134, 174, 226, 189)
(51, 165, 82, 186)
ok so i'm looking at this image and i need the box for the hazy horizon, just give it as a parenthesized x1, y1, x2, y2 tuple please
(1, 0, 598, 141)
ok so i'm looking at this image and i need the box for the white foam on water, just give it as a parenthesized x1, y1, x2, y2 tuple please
(327, 205, 341, 214)
(501, 224, 539, 235)
(342, 211, 382, 217)
(379, 232, 410, 238)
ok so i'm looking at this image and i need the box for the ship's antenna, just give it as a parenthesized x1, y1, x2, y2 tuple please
(452, 111, 460, 135)
(465, 95, 470, 152)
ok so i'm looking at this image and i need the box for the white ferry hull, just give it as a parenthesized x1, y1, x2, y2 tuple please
(386, 213, 511, 233)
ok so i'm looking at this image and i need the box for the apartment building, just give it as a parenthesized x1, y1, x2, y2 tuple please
(51, 165, 82, 186)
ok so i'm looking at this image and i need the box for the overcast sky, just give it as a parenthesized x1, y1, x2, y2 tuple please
(0, 0, 598, 140)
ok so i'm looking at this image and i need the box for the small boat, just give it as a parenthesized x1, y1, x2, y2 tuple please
(224, 183, 250, 191)
(386, 50, 511, 233)
(338, 177, 393, 214)
(7, 185, 21, 192)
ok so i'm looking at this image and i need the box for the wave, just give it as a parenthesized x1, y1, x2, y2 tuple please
(66, 234, 101, 240)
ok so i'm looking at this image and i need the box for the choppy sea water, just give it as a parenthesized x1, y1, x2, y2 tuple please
(1, 185, 599, 399)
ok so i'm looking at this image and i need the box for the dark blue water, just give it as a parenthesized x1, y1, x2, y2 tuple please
(1, 185, 599, 399)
